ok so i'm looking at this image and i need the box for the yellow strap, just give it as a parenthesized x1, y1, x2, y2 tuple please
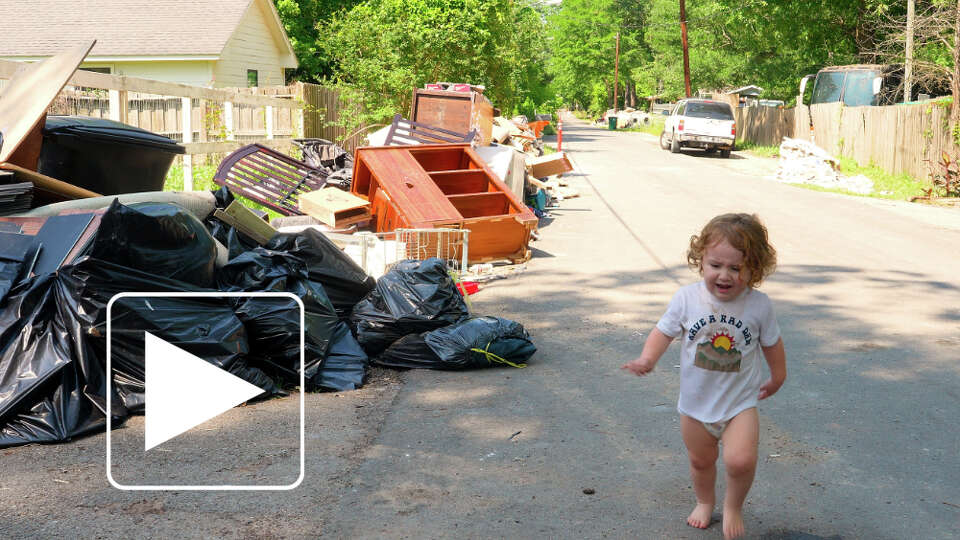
(470, 341, 526, 368)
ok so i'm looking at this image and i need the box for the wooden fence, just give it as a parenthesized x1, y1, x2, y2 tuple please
(0, 59, 303, 190)
(735, 102, 958, 181)
(222, 82, 376, 151)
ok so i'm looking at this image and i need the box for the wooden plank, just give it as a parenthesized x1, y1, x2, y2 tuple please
(299, 187, 371, 227)
(0, 59, 301, 109)
(181, 138, 296, 155)
(527, 152, 573, 178)
(213, 200, 277, 245)
(0, 41, 95, 163)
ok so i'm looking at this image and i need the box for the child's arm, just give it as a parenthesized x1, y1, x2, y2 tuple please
(621, 328, 674, 376)
(758, 337, 786, 399)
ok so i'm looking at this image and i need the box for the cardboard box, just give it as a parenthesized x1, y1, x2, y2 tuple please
(526, 152, 573, 178)
(299, 187, 371, 228)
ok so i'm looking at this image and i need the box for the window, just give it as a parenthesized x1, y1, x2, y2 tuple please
(79, 67, 111, 74)
(247, 69, 258, 88)
(684, 102, 734, 120)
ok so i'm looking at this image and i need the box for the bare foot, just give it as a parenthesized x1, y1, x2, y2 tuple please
(686, 502, 713, 529)
(722, 506, 745, 539)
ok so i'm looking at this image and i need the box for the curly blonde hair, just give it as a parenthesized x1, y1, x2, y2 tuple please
(687, 213, 777, 288)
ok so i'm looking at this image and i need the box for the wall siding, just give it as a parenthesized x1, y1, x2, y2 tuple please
(213, 0, 290, 88)
(104, 60, 214, 87)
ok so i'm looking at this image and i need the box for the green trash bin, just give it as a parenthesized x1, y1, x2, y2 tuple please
(608, 116, 617, 130)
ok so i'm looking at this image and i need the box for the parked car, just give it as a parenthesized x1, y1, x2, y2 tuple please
(659, 99, 736, 158)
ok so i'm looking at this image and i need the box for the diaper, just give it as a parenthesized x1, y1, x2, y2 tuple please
(702, 420, 730, 439)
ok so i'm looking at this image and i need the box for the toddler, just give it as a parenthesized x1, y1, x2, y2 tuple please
(622, 213, 786, 540)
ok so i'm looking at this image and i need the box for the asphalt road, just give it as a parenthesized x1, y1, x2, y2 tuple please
(3, 114, 959, 539)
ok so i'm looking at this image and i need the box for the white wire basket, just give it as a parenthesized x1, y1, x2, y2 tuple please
(342, 228, 469, 278)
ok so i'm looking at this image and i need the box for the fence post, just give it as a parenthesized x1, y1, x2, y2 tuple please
(181, 97, 193, 191)
(224, 101, 235, 141)
(266, 105, 274, 139)
(108, 89, 128, 123)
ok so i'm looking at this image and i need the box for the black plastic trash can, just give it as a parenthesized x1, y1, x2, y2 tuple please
(38, 116, 185, 195)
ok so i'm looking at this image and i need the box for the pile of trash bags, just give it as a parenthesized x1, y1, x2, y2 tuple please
(0, 188, 536, 448)
(350, 258, 536, 369)
(0, 190, 375, 447)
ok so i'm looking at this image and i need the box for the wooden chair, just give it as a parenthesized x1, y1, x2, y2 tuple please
(213, 143, 328, 215)
(383, 114, 477, 146)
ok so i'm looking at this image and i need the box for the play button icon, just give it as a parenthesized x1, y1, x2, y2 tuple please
(144, 331, 265, 451)
(106, 291, 304, 491)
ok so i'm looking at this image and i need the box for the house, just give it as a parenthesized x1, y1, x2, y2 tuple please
(725, 85, 763, 107)
(0, 0, 298, 88)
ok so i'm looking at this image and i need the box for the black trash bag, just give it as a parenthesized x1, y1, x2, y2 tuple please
(89, 199, 217, 288)
(325, 167, 352, 191)
(206, 187, 261, 258)
(293, 138, 353, 171)
(350, 258, 469, 356)
(232, 296, 305, 383)
(309, 321, 367, 391)
(375, 316, 536, 370)
(219, 247, 340, 388)
(0, 233, 39, 302)
(109, 295, 280, 412)
(0, 272, 124, 448)
(64, 252, 281, 412)
(265, 229, 375, 319)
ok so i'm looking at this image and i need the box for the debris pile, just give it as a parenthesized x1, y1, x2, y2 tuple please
(599, 108, 652, 129)
(0, 52, 545, 448)
(771, 138, 874, 194)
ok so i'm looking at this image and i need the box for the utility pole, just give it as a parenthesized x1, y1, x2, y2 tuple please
(680, 0, 692, 97)
(613, 32, 620, 113)
(952, 0, 960, 130)
(905, 0, 915, 102)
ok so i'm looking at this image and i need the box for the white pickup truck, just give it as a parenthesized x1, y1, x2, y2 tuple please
(659, 98, 736, 158)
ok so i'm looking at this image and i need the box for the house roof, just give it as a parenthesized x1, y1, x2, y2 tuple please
(0, 0, 293, 60)
(726, 85, 763, 96)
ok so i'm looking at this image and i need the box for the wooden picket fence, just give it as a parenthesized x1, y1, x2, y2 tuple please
(735, 102, 958, 181)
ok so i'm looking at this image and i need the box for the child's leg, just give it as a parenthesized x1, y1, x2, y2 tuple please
(680, 415, 719, 529)
(719, 407, 759, 540)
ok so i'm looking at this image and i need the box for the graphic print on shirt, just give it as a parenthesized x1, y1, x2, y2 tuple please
(694, 330, 743, 372)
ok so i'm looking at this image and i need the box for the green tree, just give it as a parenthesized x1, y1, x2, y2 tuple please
(273, 0, 363, 82)
(318, 0, 552, 127)
(547, 0, 647, 113)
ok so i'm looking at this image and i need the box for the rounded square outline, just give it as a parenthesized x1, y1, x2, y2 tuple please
(106, 291, 305, 491)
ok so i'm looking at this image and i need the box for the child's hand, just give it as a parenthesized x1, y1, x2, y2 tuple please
(758, 378, 783, 400)
(621, 358, 655, 376)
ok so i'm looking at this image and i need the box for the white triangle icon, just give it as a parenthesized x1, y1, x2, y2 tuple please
(144, 331, 265, 451)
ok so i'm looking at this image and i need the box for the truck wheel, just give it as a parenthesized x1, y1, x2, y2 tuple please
(670, 133, 680, 153)
(659, 131, 669, 149)
(720, 149, 731, 158)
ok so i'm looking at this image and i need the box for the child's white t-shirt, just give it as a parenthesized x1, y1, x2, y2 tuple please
(655, 281, 781, 423)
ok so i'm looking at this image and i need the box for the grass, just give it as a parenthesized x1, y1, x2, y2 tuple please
(164, 162, 283, 219)
(834, 156, 927, 200)
(734, 141, 926, 201)
(736, 140, 780, 158)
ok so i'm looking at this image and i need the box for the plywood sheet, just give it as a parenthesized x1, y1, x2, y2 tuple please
(0, 41, 95, 163)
